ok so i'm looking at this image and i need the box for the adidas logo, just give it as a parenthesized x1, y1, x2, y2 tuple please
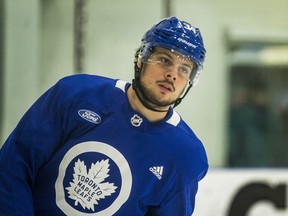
(149, 166, 163, 180)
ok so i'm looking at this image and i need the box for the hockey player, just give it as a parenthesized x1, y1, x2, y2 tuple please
(0, 16, 208, 215)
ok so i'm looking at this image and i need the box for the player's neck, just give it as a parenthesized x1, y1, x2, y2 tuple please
(127, 86, 168, 122)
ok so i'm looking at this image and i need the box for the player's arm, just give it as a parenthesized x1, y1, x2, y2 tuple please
(150, 180, 199, 216)
(149, 166, 207, 216)
(0, 79, 70, 215)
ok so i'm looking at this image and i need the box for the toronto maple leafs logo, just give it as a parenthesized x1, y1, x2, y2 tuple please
(55, 141, 132, 215)
(65, 159, 117, 211)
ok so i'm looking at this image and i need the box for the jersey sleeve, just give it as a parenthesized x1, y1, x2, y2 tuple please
(0, 78, 71, 215)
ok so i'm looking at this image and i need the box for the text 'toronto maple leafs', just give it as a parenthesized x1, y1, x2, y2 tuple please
(65, 158, 117, 211)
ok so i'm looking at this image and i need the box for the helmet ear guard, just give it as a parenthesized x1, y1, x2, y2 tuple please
(190, 66, 203, 87)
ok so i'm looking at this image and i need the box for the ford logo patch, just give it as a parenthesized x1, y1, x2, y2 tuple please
(78, 109, 101, 124)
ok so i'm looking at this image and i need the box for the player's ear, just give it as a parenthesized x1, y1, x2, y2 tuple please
(136, 58, 142, 69)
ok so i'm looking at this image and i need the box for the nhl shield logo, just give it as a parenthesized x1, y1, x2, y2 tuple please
(130, 114, 143, 127)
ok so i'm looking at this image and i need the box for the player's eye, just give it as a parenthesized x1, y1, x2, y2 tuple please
(178, 66, 191, 79)
(160, 57, 171, 65)
(179, 66, 190, 75)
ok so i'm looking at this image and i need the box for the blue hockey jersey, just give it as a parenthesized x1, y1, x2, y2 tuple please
(0, 74, 208, 216)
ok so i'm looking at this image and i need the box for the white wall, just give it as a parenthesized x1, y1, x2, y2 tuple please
(1, 0, 288, 167)
(2, 0, 40, 141)
(39, 0, 74, 92)
(84, 0, 162, 81)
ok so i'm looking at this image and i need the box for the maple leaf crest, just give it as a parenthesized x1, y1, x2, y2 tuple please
(65, 158, 118, 211)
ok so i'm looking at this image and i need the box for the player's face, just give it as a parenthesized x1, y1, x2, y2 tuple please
(138, 47, 194, 108)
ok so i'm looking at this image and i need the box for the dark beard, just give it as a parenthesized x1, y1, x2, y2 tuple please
(137, 78, 178, 108)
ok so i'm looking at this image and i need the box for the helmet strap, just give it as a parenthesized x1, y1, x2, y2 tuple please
(173, 81, 192, 108)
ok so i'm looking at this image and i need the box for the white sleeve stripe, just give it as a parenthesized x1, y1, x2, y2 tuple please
(115, 80, 127, 93)
(166, 110, 181, 126)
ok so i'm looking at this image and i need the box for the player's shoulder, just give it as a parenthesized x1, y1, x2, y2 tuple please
(58, 73, 115, 89)
(54, 74, 129, 109)
(167, 111, 208, 178)
(57, 74, 124, 97)
(169, 110, 198, 139)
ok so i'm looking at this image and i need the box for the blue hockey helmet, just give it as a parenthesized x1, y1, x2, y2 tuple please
(138, 17, 206, 84)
